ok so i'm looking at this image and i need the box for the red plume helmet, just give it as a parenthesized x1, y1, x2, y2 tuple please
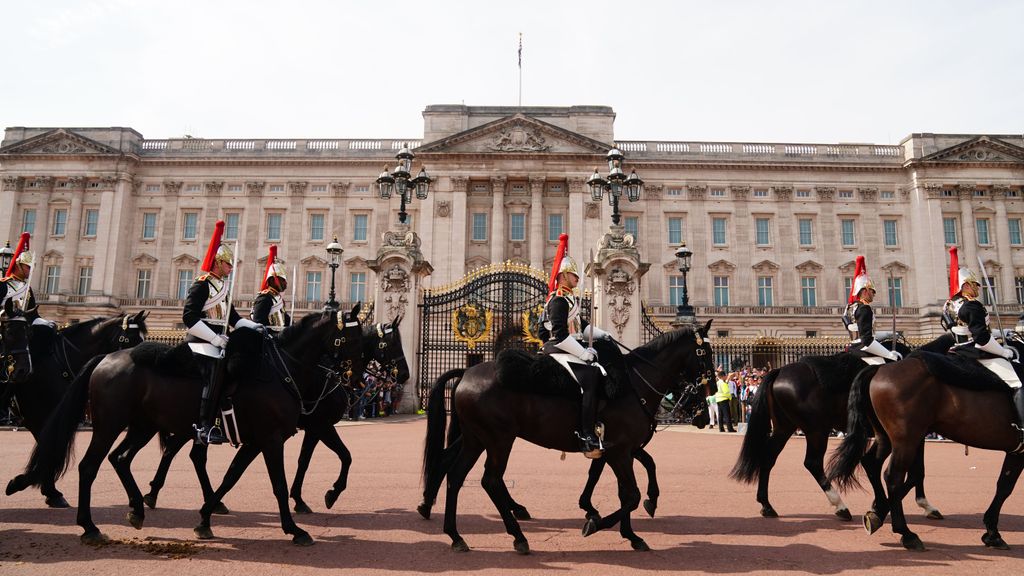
(848, 255, 867, 303)
(200, 220, 225, 273)
(547, 233, 569, 296)
(6, 232, 30, 277)
(261, 244, 278, 290)
(948, 246, 959, 299)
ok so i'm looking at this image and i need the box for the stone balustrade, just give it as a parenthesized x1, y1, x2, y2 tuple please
(616, 140, 904, 163)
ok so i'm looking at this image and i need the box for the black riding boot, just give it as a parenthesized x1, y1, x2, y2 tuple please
(195, 357, 227, 445)
(576, 369, 604, 458)
(1012, 387, 1024, 454)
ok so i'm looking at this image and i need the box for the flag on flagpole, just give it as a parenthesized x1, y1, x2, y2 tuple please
(518, 33, 522, 68)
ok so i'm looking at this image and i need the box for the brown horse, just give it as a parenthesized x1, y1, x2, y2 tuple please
(827, 339, 1024, 551)
(422, 321, 716, 554)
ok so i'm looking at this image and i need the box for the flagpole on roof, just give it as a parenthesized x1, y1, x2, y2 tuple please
(518, 32, 523, 107)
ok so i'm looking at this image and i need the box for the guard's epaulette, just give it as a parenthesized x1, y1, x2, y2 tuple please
(555, 287, 569, 297)
(259, 288, 279, 296)
(196, 274, 210, 282)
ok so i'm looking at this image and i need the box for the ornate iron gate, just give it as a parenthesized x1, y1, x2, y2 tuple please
(417, 262, 590, 409)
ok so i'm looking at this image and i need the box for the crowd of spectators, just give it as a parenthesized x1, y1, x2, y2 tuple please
(345, 361, 404, 421)
(706, 364, 771, 432)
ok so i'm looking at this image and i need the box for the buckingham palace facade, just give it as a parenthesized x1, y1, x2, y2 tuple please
(2, 104, 1024, 341)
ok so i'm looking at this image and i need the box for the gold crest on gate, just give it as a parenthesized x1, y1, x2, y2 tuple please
(521, 304, 545, 346)
(452, 302, 493, 350)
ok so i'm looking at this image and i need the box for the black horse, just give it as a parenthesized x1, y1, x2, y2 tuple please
(1, 302, 35, 401)
(7, 310, 358, 545)
(422, 321, 716, 554)
(828, 335, 1024, 551)
(729, 337, 952, 520)
(5, 310, 148, 508)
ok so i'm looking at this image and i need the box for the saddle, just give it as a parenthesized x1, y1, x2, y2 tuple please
(129, 341, 200, 379)
(495, 340, 629, 400)
(800, 352, 867, 395)
(947, 345, 1023, 389)
(910, 350, 1015, 394)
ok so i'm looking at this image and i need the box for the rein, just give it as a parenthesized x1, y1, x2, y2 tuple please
(613, 334, 713, 424)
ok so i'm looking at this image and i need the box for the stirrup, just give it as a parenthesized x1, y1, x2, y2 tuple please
(194, 423, 226, 446)
(1011, 424, 1024, 455)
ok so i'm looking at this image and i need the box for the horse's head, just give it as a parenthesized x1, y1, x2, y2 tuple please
(0, 302, 34, 384)
(114, 310, 149, 349)
(332, 302, 366, 387)
(632, 318, 716, 401)
(365, 316, 410, 385)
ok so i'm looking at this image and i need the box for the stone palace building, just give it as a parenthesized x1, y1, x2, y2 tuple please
(3, 104, 1024, 354)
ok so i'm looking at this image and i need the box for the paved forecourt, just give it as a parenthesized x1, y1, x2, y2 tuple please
(1, 417, 1021, 575)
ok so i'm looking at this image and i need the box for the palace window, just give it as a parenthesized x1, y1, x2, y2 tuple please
(227, 184, 243, 193)
(976, 218, 991, 245)
(472, 213, 487, 241)
(176, 269, 193, 299)
(753, 189, 768, 198)
(843, 276, 853, 301)
(887, 277, 903, 307)
(881, 190, 895, 199)
(145, 184, 161, 193)
(667, 217, 683, 245)
(624, 216, 639, 241)
(713, 276, 729, 306)
(757, 276, 773, 306)
(796, 189, 811, 198)
(353, 214, 368, 242)
(838, 190, 853, 199)
(182, 212, 198, 240)
(269, 184, 285, 193)
(266, 213, 282, 241)
(309, 213, 325, 241)
(710, 188, 726, 198)
(77, 267, 93, 295)
(52, 208, 68, 236)
(981, 277, 997, 306)
(755, 218, 771, 246)
(798, 218, 814, 246)
(801, 277, 817, 307)
(882, 219, 898, 247)
(841, 219, 856, 246)
(667, 188, 682, 196)
(669, 275, 684, 305)
(548, 214, 564, 242)
(45, 265, 61, 294)
(136, 269, 152, 299)
(186, 184, 201, 193)
(22, 209, 36, 234)
(306, 271, 323, 302)
(224, 212, 240, 240)
(1009, 219, 1022, 246)
(712, 217, 727, 245)
(510, 213, 526, 242)
(83, 209, 99, 237)
(349, 272, 366, 303)
(942, 217, 958, 245)
(311, 184, 327, 193)
(142, 212, 157, 240)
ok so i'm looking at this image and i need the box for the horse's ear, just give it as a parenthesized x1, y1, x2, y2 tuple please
(139, 310, 150, 321)
(351, 301, 361, 318)
(702, 319, 713, 334)
(391, 315, 401, 329)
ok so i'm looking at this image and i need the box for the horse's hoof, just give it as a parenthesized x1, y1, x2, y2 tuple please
(417, 502, 432, 520)
(760, 505, 779, 518)
(982, 532, 1009, 550)
(81, 530, 109, 546)
(643, 499, 657, 518)
(631, 539, 651, 552)
(582, 518, 598, 537)
(5, 475, 29, 496)
(835, 508, 853, 521)
(212, 502, 230, 515)
(45, 495, 70, 508)
(127, 511, 144, 530)
(292, 532, 315, 546)
(513, 539, 530, 555)
(194, 525, 215, 540)
(451, 538, 470, 553)
(324, 489, 340, 510)
(584, 511, 601, 523)
(864, 511, 883, 535)
(511, 506, 532, 521)
(293, 501, 313, 515)
(143, 493, 158, 509)
(926, 509, 944, 521)
(901, 534, 926, 551)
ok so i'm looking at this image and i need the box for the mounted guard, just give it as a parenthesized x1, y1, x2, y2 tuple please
(842, 255, 900, 364)
(0, 233, 56, 330)
(939, 248, 1024, 445)
(251, 244, 291, 331)
(183, 220, 262, 445)
(539, 234, 613, 458)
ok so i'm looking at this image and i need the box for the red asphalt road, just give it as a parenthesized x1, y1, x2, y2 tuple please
(1, 417, 1022, 575)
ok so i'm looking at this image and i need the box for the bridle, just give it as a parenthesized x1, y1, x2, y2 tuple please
(364, 323, 405, 383)
(52, 315, 145, 380)
(619, 332, 715, 422)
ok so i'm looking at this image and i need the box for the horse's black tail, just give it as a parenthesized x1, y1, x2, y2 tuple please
(730, 367, 780, 483)
(10, 355, 102, 493)
(826, 364, 880, 491)
(422, 368, 464, 483)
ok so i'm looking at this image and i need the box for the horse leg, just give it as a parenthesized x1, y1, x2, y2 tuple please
(804, 429, 851, 520)
(443, 435, 485, 552)
(757, 421, 796, 518)
(317, 426, 352, 510)
(980, 453, 1024, 550)
(579, 458, 607, 522)
(262, 441, 314, 545)
(194, 443, 259, 540)
(636, 449, 660, 518)
(143, 432, 188, 509)
(189, 438, 229, 514)
(77, 425, 123, 545)
(885, 445, 926, 551)
(911, 440, 943, 520)
(584, 452, 647, 551)
(861, 437, 892, 534)
(107, 425, 157, 530)
(478, 438, 530, 554)
(418, 436, 462, 520)
(290, 430, 320, 514)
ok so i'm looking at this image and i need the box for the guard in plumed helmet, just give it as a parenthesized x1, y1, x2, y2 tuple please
(183, 220, 263, 445)
(540, 234, 613, 458)
(842, 255, 901, 363)
(1, 233, 57, 330)
(251, 245, 291, 331)
(942, 247, 1024, 446)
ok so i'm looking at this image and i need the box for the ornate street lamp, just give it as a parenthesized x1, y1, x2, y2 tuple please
(586, 147, 644, 226)
(325, 236, 343, 311)
(376, 143, 432, 225)
(0, 241, 13, 272)
(675, 242, 695, 322)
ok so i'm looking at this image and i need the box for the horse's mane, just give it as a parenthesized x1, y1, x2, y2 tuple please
(632, 325, 696, 361)
(918, 333, 955, 354)
(57, 317, 107, 338)
(277, 312, 331, 348)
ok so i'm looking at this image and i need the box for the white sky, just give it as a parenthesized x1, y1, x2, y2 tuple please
(1, 0, 1021, 144)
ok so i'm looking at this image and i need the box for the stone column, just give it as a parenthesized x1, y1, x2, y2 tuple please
(60, 177, 86, 294)
(528, 176, 545, 269)
(587, 226, 650, 348)
(1, 176, 22, 242)
(773, 185, 794, 304)
(94, 175, 135, 299)
(815, 186, 837, 302)
(992, 186, 1013, 305)
(490, 176, 506, 264)
(450, 177, 468, 280)
(368, 226, 433, 414)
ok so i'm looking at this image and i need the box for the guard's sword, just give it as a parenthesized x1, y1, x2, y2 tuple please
(290, 265, 297, 322)
(977, 256, 1006, 339)
(222, 241, 240, 337)
(888, 267, 897, 351)
(587, 248, 595, 352)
